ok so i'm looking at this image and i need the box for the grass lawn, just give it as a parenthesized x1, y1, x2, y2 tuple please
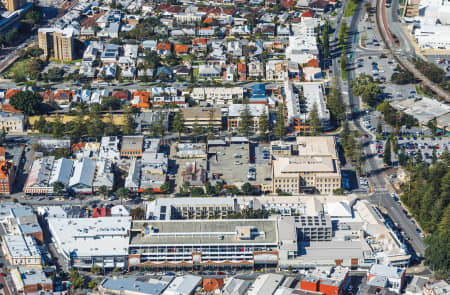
(193, 67, 199, 79)
(5, 59, 32, 79)
(343, 0, 358, 17)
(342, 69, 348, 81)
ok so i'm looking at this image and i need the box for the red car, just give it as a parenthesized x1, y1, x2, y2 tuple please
(0, 272, 6, 277)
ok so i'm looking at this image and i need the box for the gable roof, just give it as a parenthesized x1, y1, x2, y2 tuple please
(175, 44, 189, 53)
(306, 59, 320, 68)
(156, 42, 172, 51)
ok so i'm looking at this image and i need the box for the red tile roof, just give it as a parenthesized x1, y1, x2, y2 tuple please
(92, 207, 111, 218)
(1, 104, 21, 113)
(174, 44, 189, 54)
(112, 90, 129, 99)
(237, 63, 247, 72)
(5, 89, 20, 100)
(282, 0, 295, 8)
(306, 59, 320, 67)
(71, 142, 85, 151)
(192, 38, 208, 46)
(301, 11, 315, 17)
(156, 42, 172, 51)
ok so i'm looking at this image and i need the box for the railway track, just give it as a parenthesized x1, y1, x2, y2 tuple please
(375, 0, 450, 101)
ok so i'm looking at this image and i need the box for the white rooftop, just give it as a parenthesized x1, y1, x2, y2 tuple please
(48, 217, 131, 258)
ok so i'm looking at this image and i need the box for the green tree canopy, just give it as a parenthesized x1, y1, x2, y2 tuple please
(10, 91, 43, 115)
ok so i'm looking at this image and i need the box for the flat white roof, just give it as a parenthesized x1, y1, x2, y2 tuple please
(3, 235, 41, 258)
(48, 217, 131, 258)
(247, 274, 284, 295)
(163, 275, 202, 295)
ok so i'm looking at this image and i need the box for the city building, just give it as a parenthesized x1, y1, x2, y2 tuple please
(367, 264, 406, 294)
(38, 28, 74, 62)
(99, 277, 171, 295)
(128, 219, 279, 271)
(10, 267, 53, 295)
(24, 157, 73, 195)
(272, 136, 341, 194)
(284, 82, 330, 132)
(423, 281, 450, 295)
(191, 87, 244, 105)
(0, 112, 24, 133)
(146, 197, 237, 220)
(0, 160, 14, 194)
(48, 217, 132, 270)
(182, 107, 222, 129)
(121, 136, 144, 158)
(222, 277, 250, 295)
(226, 104, 268, 133)
(182, 161, 206, 187)
(1, 235, 42, 267)
(99, 136, 121, 162)
(175, 143, 207, 159)
(1, 0, 26, 11)
(125, 153, 168, 193)
(69, 157, 96, 194)
(247, 274, 284, 295)
(162, 275, 202, 295)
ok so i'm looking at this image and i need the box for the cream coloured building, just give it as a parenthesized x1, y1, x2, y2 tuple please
(38, 28, 74, 62)
(0, 112, 24, 133)
(1, 235, 42, 268)
(272, 136, 341, 194)
(190, 87, 244, 105)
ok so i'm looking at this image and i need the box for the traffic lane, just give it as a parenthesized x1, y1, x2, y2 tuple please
(373, 193, 426, 256)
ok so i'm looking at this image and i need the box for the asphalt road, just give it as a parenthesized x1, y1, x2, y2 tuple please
(337, 0, 427, 259)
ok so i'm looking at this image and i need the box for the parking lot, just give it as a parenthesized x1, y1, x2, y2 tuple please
(425, 55, 450, 77)
(209, 143, 271, 188)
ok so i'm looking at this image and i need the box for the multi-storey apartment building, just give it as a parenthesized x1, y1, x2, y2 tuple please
(1, 0, 26, 11)
(38, 28, 74, 62)
(0, 112, 24, 133)
(191, 87, 244, 105)
(146, 197, 237, 220)
(226, 104, 268, 133)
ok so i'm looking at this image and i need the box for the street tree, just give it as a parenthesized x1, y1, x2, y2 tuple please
(116, 187, 130, 204)
(98, 185, 109, 199)
(172, 111, 185, 141)
(10, 91, 43, 115)
(259, 109, 270, 142)
(326, 85, 346, 124)
(274, 103, 286, 138)
(308, 103, 321, 135)
(69, 269, 84, 289)
(52, 181, 65, 196)
(239, 103, 254, 137)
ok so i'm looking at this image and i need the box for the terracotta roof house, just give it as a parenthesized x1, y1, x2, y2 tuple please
(111, 90, 130, 100)
(174, 44, 189, 55)
(132, 91, 151, 109)
(282, 0, 295, 8)
(306, 59, 320, 68)
(54, 90, 73, 102)
(1, 104, 21, 113)
(5, 89, 20, 100)
(301, 11, 315, 18)
(237, 63, 247, 81)
(203, 279, 224, 292)
(156, 42, 172, 55)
